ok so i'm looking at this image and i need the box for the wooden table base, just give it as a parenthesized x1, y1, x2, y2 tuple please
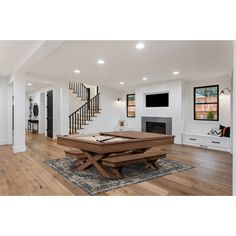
(76, 148, 159, 179)
(77, 151, 114, 178)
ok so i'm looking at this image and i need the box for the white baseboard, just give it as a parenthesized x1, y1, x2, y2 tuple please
(0, 139, 8, 145)
(13, 145, 27, 153)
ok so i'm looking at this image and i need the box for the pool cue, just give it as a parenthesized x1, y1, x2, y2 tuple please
(92, 136, 117, 143)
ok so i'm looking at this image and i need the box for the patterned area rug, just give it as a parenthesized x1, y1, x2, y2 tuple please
(46, 157, 193, 195)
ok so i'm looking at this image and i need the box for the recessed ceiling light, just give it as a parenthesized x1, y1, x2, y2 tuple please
(172, 71, 179, 75)
(97, 59, 105, 64)
(27, 82, 32, 86)
(74, 69, 80, 74)
(120, 82, 124, 85)
(142, 77, 148, 81)
(136, 42, 145, 49)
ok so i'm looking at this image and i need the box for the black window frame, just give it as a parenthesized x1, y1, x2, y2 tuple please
(127, 94, 135, 118)
(193, 85, 219, 121)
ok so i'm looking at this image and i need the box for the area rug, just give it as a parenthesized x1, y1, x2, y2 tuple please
(46, 157, 193, 195)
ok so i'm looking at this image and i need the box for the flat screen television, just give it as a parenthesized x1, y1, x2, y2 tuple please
(146, 93, 169, 107)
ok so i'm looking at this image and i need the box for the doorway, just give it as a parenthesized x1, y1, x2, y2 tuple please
(39, 92, 45, 134)
(47, 90, 53, 138)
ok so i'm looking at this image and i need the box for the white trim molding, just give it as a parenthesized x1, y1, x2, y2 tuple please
(13, 145, 27, 153)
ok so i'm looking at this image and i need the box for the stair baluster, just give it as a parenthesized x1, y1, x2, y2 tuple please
(69, 93, 100, 134)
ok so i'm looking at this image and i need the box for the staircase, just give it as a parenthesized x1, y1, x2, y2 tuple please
(69, 81, 89, 101)
(68, 82, 100, 134)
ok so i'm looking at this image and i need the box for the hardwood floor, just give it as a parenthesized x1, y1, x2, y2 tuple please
(0, 132, 232, 195)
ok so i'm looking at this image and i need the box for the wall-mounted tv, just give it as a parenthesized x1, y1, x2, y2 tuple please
(146, 93, 169, 107)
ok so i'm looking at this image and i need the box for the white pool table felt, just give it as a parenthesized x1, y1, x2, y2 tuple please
(70, 135, 130, 143)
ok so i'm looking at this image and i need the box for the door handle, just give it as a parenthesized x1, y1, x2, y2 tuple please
(212, 141, 220, 144)
(189, 138, 197, 141)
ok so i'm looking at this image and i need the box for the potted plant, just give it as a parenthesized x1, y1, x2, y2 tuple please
(207, 111, 214, 120)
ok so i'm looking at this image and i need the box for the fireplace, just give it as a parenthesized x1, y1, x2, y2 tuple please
(146, 122, 166, 134)
(141, 117, 172, 134)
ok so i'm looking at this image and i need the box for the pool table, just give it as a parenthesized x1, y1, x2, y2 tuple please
(57, 131, 175, 178)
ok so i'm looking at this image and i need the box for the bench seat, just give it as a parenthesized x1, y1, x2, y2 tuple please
(65, 149, 86, 158)
(102, 150, 167, 178)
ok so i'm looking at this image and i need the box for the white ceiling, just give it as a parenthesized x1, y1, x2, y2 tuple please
(0, 40, 233, 90)
(0, 40, 41, 78)
(25, 81, 49, 93)
(27, 40, 233, 90)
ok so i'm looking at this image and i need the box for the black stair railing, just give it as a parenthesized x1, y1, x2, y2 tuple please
(69, 93, 100, 134)
(69, 81, 89, 101)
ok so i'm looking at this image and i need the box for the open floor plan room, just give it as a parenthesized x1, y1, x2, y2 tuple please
(0, 40, 234, 196)
(0, 132, 232, 196)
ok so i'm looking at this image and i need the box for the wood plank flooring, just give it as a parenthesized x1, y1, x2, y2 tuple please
(0, 133, 232, 195)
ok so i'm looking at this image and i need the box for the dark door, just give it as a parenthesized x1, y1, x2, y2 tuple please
(47, 90, 53, 138)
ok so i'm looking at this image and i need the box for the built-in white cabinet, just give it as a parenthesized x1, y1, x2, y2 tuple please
(182, 133, 231, 152)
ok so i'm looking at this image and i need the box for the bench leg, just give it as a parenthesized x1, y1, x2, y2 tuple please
(111, 167, 123, 178)
(71, 159, 87, 170)
(77, 152, 114, 179)
(144, 160, 159, 171)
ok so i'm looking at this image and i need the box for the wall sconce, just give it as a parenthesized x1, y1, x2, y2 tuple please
(220, 87, 231, 95)
(117, 97, 122, 101)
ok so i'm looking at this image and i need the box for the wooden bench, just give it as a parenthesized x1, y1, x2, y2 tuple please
(102, 150, 167, 178)
(65, 149, 87, 168)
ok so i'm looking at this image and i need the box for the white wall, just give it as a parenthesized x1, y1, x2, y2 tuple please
(69, 92, 85, 114)
(0, 78, 8, 145)
(79, 86, 124, 134)
(183, 76, 231, 135)
(26, 83, 69, 139)
(128, 80, 183, 144)
(233, 41, 236, 196)
(84, 84, 97, 98)
(59, 86, 69, 135)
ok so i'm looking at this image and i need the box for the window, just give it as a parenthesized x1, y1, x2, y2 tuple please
(127, 94, 135, 117)
(194, 85, 219, 121)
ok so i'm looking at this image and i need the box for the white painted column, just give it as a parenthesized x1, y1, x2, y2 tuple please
(13, 75, 26, 153)
(59, 84, 69, 135)
(39, 92, 46, 134)
(0, 78, 8, 145)
(7, 82, 13, 144)
(233, 41, 236, 195)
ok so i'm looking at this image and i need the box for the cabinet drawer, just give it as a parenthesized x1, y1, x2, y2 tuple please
(183, 135, 204, 145)
(205, 137, 230, 149)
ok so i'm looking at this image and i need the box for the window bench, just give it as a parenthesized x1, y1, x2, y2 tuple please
(182, 133, 231, 152)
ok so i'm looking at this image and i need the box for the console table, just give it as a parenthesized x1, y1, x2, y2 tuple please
(28, 120, 39, 133)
